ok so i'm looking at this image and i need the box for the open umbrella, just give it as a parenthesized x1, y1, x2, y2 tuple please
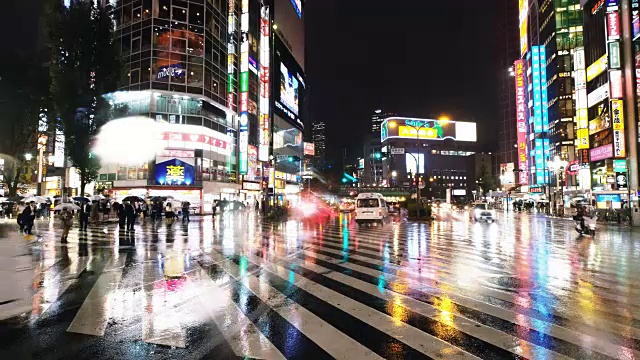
(53, 203, 80, 211)
(22, 196, 49, 204)
(73, 196, 91, 203)
(122, 196, 145, 202)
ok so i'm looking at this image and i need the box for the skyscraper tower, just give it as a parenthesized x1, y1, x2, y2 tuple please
(312, 121, 326, 169)
(371, 109, 395, 135)
(496, 0, 519, 185)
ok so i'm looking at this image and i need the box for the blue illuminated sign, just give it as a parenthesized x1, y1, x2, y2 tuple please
(543, 138, 550, 183)
(539, 47, 548, 132)
(535, 139, 544, 185)
(532, 46, 544, 133)
(290, 0, 302, 18)
(155, 158, 195, 186)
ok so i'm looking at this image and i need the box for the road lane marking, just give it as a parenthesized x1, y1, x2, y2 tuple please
(66, 256, 126, 336)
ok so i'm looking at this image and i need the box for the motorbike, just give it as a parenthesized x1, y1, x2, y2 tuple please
(575, 215, 597, 236)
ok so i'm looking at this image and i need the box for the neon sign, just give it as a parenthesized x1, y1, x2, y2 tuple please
(514, 59, 528, 185)
(166, 165, 185, 183)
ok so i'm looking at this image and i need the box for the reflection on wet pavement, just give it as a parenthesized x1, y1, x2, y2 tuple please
(0, 209, 640, 359)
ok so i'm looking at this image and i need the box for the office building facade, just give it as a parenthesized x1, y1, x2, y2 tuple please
(95, 0, 306, 211)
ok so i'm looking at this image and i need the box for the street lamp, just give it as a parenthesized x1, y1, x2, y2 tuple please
(391, 170, 397, 187)
(24, 153, 33, 161)
(547, 155, 568, 217)
(403, 121, 432, 218)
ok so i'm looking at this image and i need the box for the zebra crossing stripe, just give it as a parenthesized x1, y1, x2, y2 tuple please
(199, 261, 336, 359)
(66, 256, 126, 336)
(186, 263, 285, 359)
(235, 253, 479, 360)
(213, 251, 385, 360)
(315, 231, 640, 327)
(141, 261, 186, 348)
(298, 247, 635, 359)
(312, 234, 640, 343)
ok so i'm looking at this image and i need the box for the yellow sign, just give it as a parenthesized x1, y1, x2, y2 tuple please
(398, 126, 438, 139)
(611, 99, 626, 158)
(519, 0, 528, 56)
(576, 128, 590, 150)
(166, 165, 184, 183)
(586, 55, 608, 82)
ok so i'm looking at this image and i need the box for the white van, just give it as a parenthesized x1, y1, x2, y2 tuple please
(355, 193, 388, 226)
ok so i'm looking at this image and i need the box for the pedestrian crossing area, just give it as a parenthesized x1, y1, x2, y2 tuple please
(1, 213, 640, 359)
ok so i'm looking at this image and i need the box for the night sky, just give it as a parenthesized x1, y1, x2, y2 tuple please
(305, 0, 499, 167)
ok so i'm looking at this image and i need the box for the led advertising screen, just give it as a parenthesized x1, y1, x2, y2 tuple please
(279, 62, 299, 116)
(381, 118, 477, 142)
(273, 35, 305, 130)
(405, 153, 425, 175)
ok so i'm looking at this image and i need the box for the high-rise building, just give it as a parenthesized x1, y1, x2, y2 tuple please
(518, 0, 583, 190)
(96, 0, 306, 211)
(312, 121, 326, 168)
(371, 109, 395, 134)
(496, 0, 519, 188)
(579, 0, 640, 223)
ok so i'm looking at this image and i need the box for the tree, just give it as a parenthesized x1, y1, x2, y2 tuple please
(476, 163, 497, 197)
(0, 54, 49, 196)
(46, 0, 121, 196)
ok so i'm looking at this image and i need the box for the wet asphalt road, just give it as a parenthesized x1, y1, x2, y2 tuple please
(1, 209, 640, 359)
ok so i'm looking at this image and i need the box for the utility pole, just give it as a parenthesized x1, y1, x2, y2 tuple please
(621, 0, 640, 226)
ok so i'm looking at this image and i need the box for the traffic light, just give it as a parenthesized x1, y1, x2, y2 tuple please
(342, 178, 348, 183)
(288, 156, 294, 162)
(374, 152, 382, 160)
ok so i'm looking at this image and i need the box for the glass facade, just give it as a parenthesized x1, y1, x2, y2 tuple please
(112, 0, 228, 105)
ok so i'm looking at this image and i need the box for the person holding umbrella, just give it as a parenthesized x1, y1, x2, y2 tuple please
(125, 201, 136, 231)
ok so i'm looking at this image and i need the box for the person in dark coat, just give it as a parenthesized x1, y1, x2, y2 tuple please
(21, 202, 36, 234)
(181, 201, 190, 222)
(125, 202, 136, 231)
(116, 202, 126, 230)
(79, 200, 91, 231)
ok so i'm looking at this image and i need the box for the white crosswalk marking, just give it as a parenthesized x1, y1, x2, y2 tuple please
(214, 251, 385, 360)
(67, 256, 126, 336)
(241, 251, 480, 360)
(8, 216, 640, 360)
(141, 261, 187, 348)
(187, 263, 285, 359)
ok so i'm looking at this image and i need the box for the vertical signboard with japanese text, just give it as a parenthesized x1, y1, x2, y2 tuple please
(611, 99, 626, 158)
(227, 0, 236, 112)
(238, 0, 249, 174)
(514, 60, 528, 185)
(258, 5, 271, 162)
(575, 48, 589, 150)
(519, 0, 528, 57)
(535, 139, 544, 184)
(531, 46, 545, 133)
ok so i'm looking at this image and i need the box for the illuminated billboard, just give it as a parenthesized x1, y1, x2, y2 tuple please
(273, 35, 305, 130)
(574, 48, 589, 150)
(405, 153, 425, 175)
(238, 0, 249, 174)
(258, 5, 271, 161)
(381, 118, 477, 142)
(531, 46, 547, 133)
(514, 60, 528, 185)
(519, 0, 528, 56)
(611, 99, 626, 158)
